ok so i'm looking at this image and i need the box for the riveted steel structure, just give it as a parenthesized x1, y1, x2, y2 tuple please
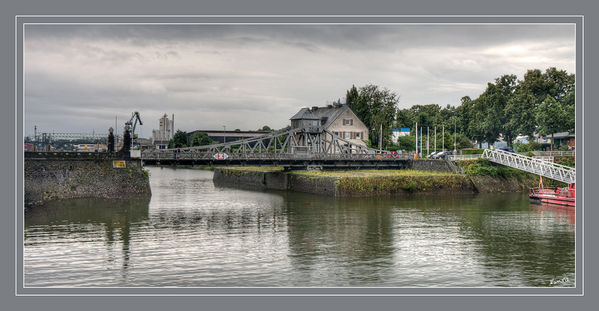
(140, 126, 408, 167)
(144, 126, 383, 156)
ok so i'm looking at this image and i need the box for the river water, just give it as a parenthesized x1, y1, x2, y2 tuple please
(24, 167, 575, 287)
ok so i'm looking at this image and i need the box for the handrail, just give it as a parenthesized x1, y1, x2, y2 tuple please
(482, 149, 575, 184)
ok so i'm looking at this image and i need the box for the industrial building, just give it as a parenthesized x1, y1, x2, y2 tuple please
(152, 114, 175, 149)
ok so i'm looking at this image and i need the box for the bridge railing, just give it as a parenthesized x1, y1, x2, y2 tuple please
(141, 151, 414, 161)
(447, 154, 482, 161)
(530, 151, 575, 157)
(482, 149, 575, 184)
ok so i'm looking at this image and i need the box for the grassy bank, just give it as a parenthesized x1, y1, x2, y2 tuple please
(457, 159, 567, 188)
(218, 166, 285, 172)
(292, 169, 471, 196)
(214, 163, 559, 196)
(290, 169, 454, 178)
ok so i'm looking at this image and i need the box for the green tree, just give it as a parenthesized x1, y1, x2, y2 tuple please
(536, 96, 569, 151)
(397, 134, 416, 151)
(344, 84, 399, 149)
(168, 130, 188, 148)
(258, 125, 273, 132)
(190, 132, 216, 146)
(505, 91, 537, 141)
(345, 85, 360, 110)
(395, 108, 415, 130)
(456, 96, 474, 140)
(560, 87, 575, 133)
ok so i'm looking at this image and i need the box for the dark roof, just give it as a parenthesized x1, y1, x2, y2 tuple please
(290, 105, 350, 128)
(551, 132, 575, 139)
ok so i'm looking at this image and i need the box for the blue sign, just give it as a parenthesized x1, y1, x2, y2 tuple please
(400, 128, 410, 132)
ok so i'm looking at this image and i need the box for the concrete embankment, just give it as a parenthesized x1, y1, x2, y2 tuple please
(25, 152, 151, 207)
(213, 159, 551, 197)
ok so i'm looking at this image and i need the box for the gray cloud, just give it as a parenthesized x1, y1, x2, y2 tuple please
(24, 24, 575, 137)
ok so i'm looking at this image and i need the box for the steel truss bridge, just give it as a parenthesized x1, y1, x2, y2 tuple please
(482, 149, 576, 184)
(141, 126, 410, 168)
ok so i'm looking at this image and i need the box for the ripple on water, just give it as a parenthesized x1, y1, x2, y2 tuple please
(24, 167, 575, 287)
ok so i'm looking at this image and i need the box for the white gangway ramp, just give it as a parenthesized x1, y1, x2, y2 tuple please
(481, 149, 576, 184)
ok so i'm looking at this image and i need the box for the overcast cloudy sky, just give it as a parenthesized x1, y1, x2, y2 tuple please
(24, 24, 575, 137)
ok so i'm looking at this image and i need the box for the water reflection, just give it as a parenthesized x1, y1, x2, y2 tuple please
(25, 198, 150, 286)
(283, 194, 395, 285)
(24, 167, 575, 287)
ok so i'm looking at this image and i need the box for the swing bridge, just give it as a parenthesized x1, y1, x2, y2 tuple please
(140, 126, 576, 183)
(140, 126, 410, 169)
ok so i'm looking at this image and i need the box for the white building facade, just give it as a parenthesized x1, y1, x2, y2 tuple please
(152, 114, 175, 149)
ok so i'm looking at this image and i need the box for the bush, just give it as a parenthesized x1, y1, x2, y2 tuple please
(386, 145, 401, 152)
(514, 142, 530, 152)
(559, 144, 570, 151)
(529, 141, 542, 151)
(555, 157, 575, 168)
(461, 148, 484, 155)
(463, 158, 525, 179)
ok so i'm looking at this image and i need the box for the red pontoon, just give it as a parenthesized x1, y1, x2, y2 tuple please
(529, 177, 575, 208)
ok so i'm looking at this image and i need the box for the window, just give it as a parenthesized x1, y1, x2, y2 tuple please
(356, 132, 361, 139)
(344, 132, 351, 139)
(344, 119, 352, 125)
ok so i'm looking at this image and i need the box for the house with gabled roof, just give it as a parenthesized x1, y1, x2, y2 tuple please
(290, 103, 369, 148)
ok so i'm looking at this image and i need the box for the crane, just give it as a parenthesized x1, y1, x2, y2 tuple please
(125, 111, 143, 139)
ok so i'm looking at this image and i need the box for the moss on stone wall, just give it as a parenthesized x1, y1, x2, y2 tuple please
(214, 165, 562, 197)
(25, 158, 151, 207)
(336, 174, 474, 196)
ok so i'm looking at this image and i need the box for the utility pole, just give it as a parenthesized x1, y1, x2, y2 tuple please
(420, 127, 423, 158)
(434, 126, 437, 153)
(442, 125, 445, 152)
(415, 122, 418, 158)
(427, 127, 429, 156)
(379, 123, 382, 152)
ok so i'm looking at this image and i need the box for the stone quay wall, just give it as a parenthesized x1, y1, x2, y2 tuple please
(25, 152, 151, 207)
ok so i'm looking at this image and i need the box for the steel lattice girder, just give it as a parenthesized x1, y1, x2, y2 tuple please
(144, 126, 386, 158)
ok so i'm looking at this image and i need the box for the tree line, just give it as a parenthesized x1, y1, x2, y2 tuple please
(166, 67, 574, 151)
(342, 67, 574, 150)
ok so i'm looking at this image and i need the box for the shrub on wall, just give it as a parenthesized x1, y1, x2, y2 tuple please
(461, 148, 485, 155)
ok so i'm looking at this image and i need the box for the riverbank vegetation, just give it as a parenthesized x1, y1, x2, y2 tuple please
(340, 67, 574, 151)
(218, 166, 285, 172)
(290, 169, 455, 178)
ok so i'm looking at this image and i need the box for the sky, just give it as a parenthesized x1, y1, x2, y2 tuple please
(24, 24, 575, 138)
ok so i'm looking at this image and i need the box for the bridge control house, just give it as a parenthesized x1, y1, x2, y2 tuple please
(290, 103, 369, 151)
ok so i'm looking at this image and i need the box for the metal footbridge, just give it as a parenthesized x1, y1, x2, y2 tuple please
(482, 149, 575, 184)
